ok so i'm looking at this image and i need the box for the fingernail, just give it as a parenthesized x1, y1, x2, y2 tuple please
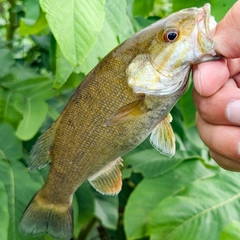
(226, 100, 240, 125)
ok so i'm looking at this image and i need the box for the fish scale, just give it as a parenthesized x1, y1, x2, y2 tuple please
(19, 4, 219, 240)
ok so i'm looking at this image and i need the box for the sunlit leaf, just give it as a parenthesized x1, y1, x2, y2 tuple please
(53, 45, 74, 89)
(79, 0, 134, 74)
(40, 0, 106, 66)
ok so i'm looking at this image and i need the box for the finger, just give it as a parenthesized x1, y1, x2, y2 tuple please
(193, 79, 240, 125)
(209, 150, 240, 172)
(192, 58, 229, 96)
(227, 58, 240, 77)
(213, 1, 240, 58)
(195, 112, 240, 162)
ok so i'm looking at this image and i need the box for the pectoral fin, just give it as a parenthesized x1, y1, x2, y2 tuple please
(88, 157, 123, 195)
(104, 96, 148, 126)
(150, 113, 175, 157)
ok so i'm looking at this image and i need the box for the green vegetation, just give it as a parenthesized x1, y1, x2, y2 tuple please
(0, 0, 238, 239)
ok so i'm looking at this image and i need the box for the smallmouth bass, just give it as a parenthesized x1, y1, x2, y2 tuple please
(20, 4, 219, 240)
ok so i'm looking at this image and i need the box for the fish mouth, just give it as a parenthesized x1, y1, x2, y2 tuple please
(195, 3, 221, 61)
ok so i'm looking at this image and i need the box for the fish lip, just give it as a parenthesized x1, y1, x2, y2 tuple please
(197, 3, 213, 39)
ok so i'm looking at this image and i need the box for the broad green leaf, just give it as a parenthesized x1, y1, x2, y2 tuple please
(16, 98, 48, 140)
(0, 49, 14, 77)
(40, 0, 106, 66)
(20, 10, 48, 36)
(0, 123, 22, 161)
(150, 169, 240, 240)
(5, 76, 56, 140)
(79, 0, 134, 74)
(53, 45, 74, 89)
(0, 160, 43, 240)
(0, 89, 23, 128)
(73, 182, 95, 238)
(9, 77, 54, 100)
(0, 181, 9, 240)
(124, 149, 194, 178)
(94, 193, 119, 230)
(124, 159, 217, 240)
(220, 221, 240, 240)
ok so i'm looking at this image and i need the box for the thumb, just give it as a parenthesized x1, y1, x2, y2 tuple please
(213, 1, 240, 58)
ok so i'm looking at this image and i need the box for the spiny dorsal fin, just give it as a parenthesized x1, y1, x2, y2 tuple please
(104, 96, 148, 126)
(29, 122, 58, 171)
(150, 113, 175, 157)
(88, 157, 123, 195)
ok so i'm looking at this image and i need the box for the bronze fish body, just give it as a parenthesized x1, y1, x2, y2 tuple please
(20, 4, 218, 240)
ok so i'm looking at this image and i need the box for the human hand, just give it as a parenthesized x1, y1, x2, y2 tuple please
(192, 1, 240, 171)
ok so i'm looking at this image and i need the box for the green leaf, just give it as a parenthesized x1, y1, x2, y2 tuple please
(0, 181, 9, 240)
(40, 0, 106, 66)
(5, 76, 56, 140)
(0, 89, 23, 128)
(133, 0, 154, 18)
(53, 45, 74, 89)
(220, 221, 240, 240)
(150, 169, 240, 240)
(94, 193, 119, 230)
(124, 149, 193, 178)
(0, 49, 14, 77)
(79, 0, 134, 74)
(23, 0, 40, 24)
(124, 159, 217, 240)
(16, 98, 48, 140)
(0, 123, 22, 161)
(20, 10, 48, 36)
(73, 182, 95, 237)
(0, 160, 43, 240)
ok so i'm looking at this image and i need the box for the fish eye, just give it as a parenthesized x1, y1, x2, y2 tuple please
(162, 29, 179, 42)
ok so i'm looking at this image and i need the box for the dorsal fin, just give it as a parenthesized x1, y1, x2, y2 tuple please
(150, 113, 175, 157)
(88, 157, 123, 195)
(29, 122, 58, 171)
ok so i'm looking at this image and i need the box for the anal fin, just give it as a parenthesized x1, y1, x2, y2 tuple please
(88, 157, 123, 195)
(150, 113, 175, 157)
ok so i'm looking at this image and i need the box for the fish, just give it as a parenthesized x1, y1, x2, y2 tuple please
(19, 3, 219, 240)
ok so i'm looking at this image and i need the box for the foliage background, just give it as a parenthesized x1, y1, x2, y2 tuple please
(0, 0, 239, 239)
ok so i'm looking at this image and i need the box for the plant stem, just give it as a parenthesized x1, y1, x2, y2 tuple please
(7, 0, 16, 48)
(77, 217, 98, 240)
